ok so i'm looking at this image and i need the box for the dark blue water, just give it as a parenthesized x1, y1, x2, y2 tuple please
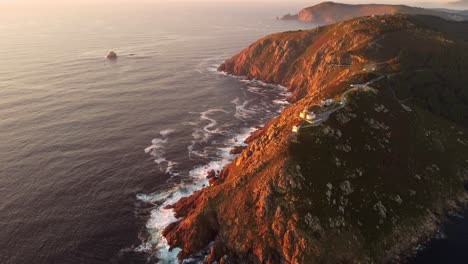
(0, 2, 466, 264)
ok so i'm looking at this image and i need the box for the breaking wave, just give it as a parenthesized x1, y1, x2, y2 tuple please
(136, 127, 255, 263)
(145, 130, 179, 175)
(134, 57, 292, 263)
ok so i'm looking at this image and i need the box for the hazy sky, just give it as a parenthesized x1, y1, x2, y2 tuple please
(0, 0, 454, 4)
(0, 0, 461, 10)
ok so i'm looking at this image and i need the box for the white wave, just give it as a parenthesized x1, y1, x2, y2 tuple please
(136, 69, 291, 262)
(144, 138, 167, 154)
(246, 86, 268, 98)
(145, 129, 178, 176)
(239, 78, 288, 91)
(201, 109, 228, 134)
(166, 161, 178, 175)
(215, 70, 245, 78)
(187, 109, 229, 159)
(160, 129, 176, 137)
(273, 99, 290, 106)
(207, 66, 218, 72)
(231, 97, 256, 121)
(195, 56, 224, 74)
(137, 127, 255, 263)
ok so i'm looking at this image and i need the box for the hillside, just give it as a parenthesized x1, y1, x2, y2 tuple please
(281, 1, 468, 24)
(162, 15, 468, 263)
(446, 0, 468, 8)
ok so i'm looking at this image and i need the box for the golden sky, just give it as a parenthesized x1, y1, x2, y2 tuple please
(0, 0, 461, 10)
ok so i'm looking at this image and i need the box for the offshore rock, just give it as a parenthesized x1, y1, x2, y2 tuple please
(106, 51, 118, 60)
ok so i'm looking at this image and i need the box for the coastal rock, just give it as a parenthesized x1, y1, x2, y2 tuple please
(229, 146, 246, 155)
(106, 51, 118, 60)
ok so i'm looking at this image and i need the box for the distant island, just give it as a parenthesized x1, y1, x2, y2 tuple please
(280, 1, 468, 24)
(446, 0, 468, 8)
(162, 14, 468, 263)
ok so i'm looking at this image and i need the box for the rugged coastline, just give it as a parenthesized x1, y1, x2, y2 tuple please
(162, 14, 468, 263)
(280, 1, 468, 24)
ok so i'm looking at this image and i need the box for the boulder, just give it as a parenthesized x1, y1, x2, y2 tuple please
(229, 146, 246, 155)
(106, 51, 118, 60)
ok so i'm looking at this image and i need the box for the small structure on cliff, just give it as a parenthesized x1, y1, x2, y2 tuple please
(321, 99, 334, 106)
(292, 109, 324, 133)
(299, 109, 318, 123)
(292, 125, 301, 133)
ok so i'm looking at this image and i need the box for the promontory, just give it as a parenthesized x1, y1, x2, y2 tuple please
(163, 14, 468, 263)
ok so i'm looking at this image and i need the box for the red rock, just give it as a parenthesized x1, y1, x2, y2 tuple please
(206, 169, 216, 179)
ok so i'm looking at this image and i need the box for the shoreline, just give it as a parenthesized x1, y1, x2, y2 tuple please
(155, 14, 468, 263)
(135, 68, 292, 262)
(389, 193, 468, 263)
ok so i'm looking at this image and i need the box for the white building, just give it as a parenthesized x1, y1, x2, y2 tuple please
(321, 99, 334, 106)
(299, 109, 317, 122)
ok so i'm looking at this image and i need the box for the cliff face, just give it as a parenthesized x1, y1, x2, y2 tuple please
(280, 2, 468, 24)
(163, 15, 468, 263)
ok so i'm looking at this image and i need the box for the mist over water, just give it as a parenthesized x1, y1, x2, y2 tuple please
(1, 2, 467, 264)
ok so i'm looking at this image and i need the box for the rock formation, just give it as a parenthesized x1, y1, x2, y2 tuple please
(163, 15, 468, 263)
(106, 51, 118, 60)
(229, 146, 247, 155)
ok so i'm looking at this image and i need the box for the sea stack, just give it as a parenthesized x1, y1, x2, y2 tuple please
(106, 51, 118, 60)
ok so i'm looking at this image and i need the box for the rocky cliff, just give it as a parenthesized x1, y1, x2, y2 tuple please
(163, 15, 468, 263)
(280, 2, 468, 24)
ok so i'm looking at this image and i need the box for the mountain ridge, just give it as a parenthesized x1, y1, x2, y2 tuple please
(162, 14, 468, 263)
(281, 2, 468, 24)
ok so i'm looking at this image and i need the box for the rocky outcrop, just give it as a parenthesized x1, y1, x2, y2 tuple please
(229, 146, 247, 155)
(164, 15, 468, 263)
(106, 51, 117, 60)
(280, 1, 468, 24)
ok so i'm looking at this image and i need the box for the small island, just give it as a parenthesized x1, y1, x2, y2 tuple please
(106, 51, 118, 60)
(280, 1, 468, 24)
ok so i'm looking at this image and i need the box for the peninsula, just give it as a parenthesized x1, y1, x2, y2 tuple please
(163, 14, 468, 263)
(281, 2, 468, 24)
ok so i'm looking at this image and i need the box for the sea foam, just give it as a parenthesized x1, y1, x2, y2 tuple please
(137, 127, 255, 263)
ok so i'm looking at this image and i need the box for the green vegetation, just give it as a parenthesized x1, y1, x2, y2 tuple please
(395, 44, 468, 125)
(169, 14, 468, 263)
(288, 90, 468, 261)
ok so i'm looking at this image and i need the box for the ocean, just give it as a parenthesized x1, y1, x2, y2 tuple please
(0, 2, 466, 264)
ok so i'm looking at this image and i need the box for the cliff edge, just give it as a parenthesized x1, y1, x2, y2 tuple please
(164, 15, 468, 263)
